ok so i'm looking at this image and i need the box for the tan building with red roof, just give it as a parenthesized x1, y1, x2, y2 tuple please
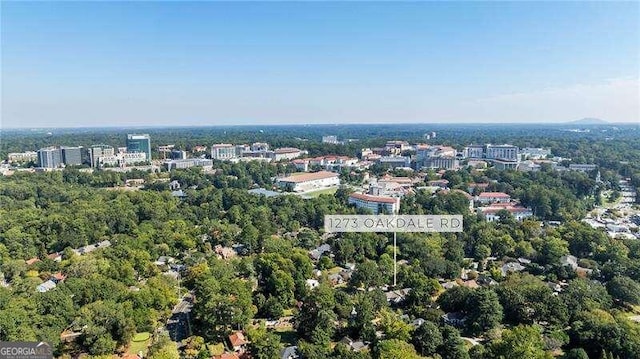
(276, 171, 340, 192)
(348, 192, 400, 214)
(272, 147, 302, 161)
(475, 192, 511, 204)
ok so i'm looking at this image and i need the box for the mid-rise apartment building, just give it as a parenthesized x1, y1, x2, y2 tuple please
(348, 192, 400, 214)
(7, 151, 38, 163)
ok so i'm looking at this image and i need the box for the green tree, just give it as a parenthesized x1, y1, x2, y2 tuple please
(412, 321, 442, 357)
(606, 276, 640, 305)
(440, 325, 470, 359)
(247, 325, 283, 359)
(378, 308, 413, 342)
(466, 288, 503, 335)
(488, 325, 552, 359)
(373, 339, 423, 359)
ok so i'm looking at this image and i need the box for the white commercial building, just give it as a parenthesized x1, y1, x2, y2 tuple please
(463, 145, 485, 159)
(211, 144, 238, 160)
(520, 148, 551, 160)
(377, 156, 411, 169)
(272, 148, 303, 161)
(569, 164, 597, 172)
(423, 156, 459, 170)
(485, 144, 519, 161)
(165, 158, 213, 170)
(322, 135, 339, 144)
(276, 171, 340, 192)
(99, 152, 147, 167)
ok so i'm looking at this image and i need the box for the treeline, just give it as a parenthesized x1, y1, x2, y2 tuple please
(1, 165, 639, 357)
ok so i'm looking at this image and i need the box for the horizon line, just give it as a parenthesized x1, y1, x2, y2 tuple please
(2, 121, 637, 131)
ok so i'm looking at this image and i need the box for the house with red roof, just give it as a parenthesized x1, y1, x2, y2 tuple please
(228, 331, 249, 353)
(26, 257, 41, 266)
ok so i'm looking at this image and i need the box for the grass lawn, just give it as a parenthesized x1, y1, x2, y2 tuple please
(128, 332, 151, 355)
(304, 187, 338, 198)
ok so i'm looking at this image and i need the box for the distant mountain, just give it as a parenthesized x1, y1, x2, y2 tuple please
(567, 117, 608, 125)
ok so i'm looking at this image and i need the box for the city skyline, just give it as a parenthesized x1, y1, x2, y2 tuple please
(2, 1, 639, 128)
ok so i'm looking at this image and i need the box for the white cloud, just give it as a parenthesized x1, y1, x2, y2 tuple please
(451, 77, 640, 123)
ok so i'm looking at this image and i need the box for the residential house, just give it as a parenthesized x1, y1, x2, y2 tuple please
(328, 273, 344, 286)
(280, 346, 299, 359)
(305, 279, 320, 289)
(501, 262, 526, 277)
(36, 280, 57, 293)
(309, 244, 332, 261)
(26, 257, 41, 266)
(385, 288, 411, 304)
(213, 353, 240, 359)
(340, 337, 369, 352)
(442, 312, 467, 327)
(47, 252, 62, 262)
(51, 272, 66, 283)
(228, 331, 248, 353)
(154, 256, 176, 266)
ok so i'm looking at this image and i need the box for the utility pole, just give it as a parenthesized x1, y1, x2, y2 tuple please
(393, 231, 397, 287)
(393, 206, 399, 288)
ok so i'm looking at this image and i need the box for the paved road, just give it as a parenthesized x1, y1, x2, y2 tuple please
(167, 292, 193, 343)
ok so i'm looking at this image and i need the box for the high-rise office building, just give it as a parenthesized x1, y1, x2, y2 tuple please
(126, 134, 151, 161)
(169, 149, 187, 160)
(61, 146, 83, 166)
(87, 145, 115, 168)
(37, 147, 63, 168)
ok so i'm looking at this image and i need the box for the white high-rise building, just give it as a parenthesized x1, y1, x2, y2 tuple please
(485, 144, 519, 161)
(211, 144, 238, 160)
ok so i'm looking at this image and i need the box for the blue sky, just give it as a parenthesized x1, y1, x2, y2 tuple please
(2, 1, 638, 128)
